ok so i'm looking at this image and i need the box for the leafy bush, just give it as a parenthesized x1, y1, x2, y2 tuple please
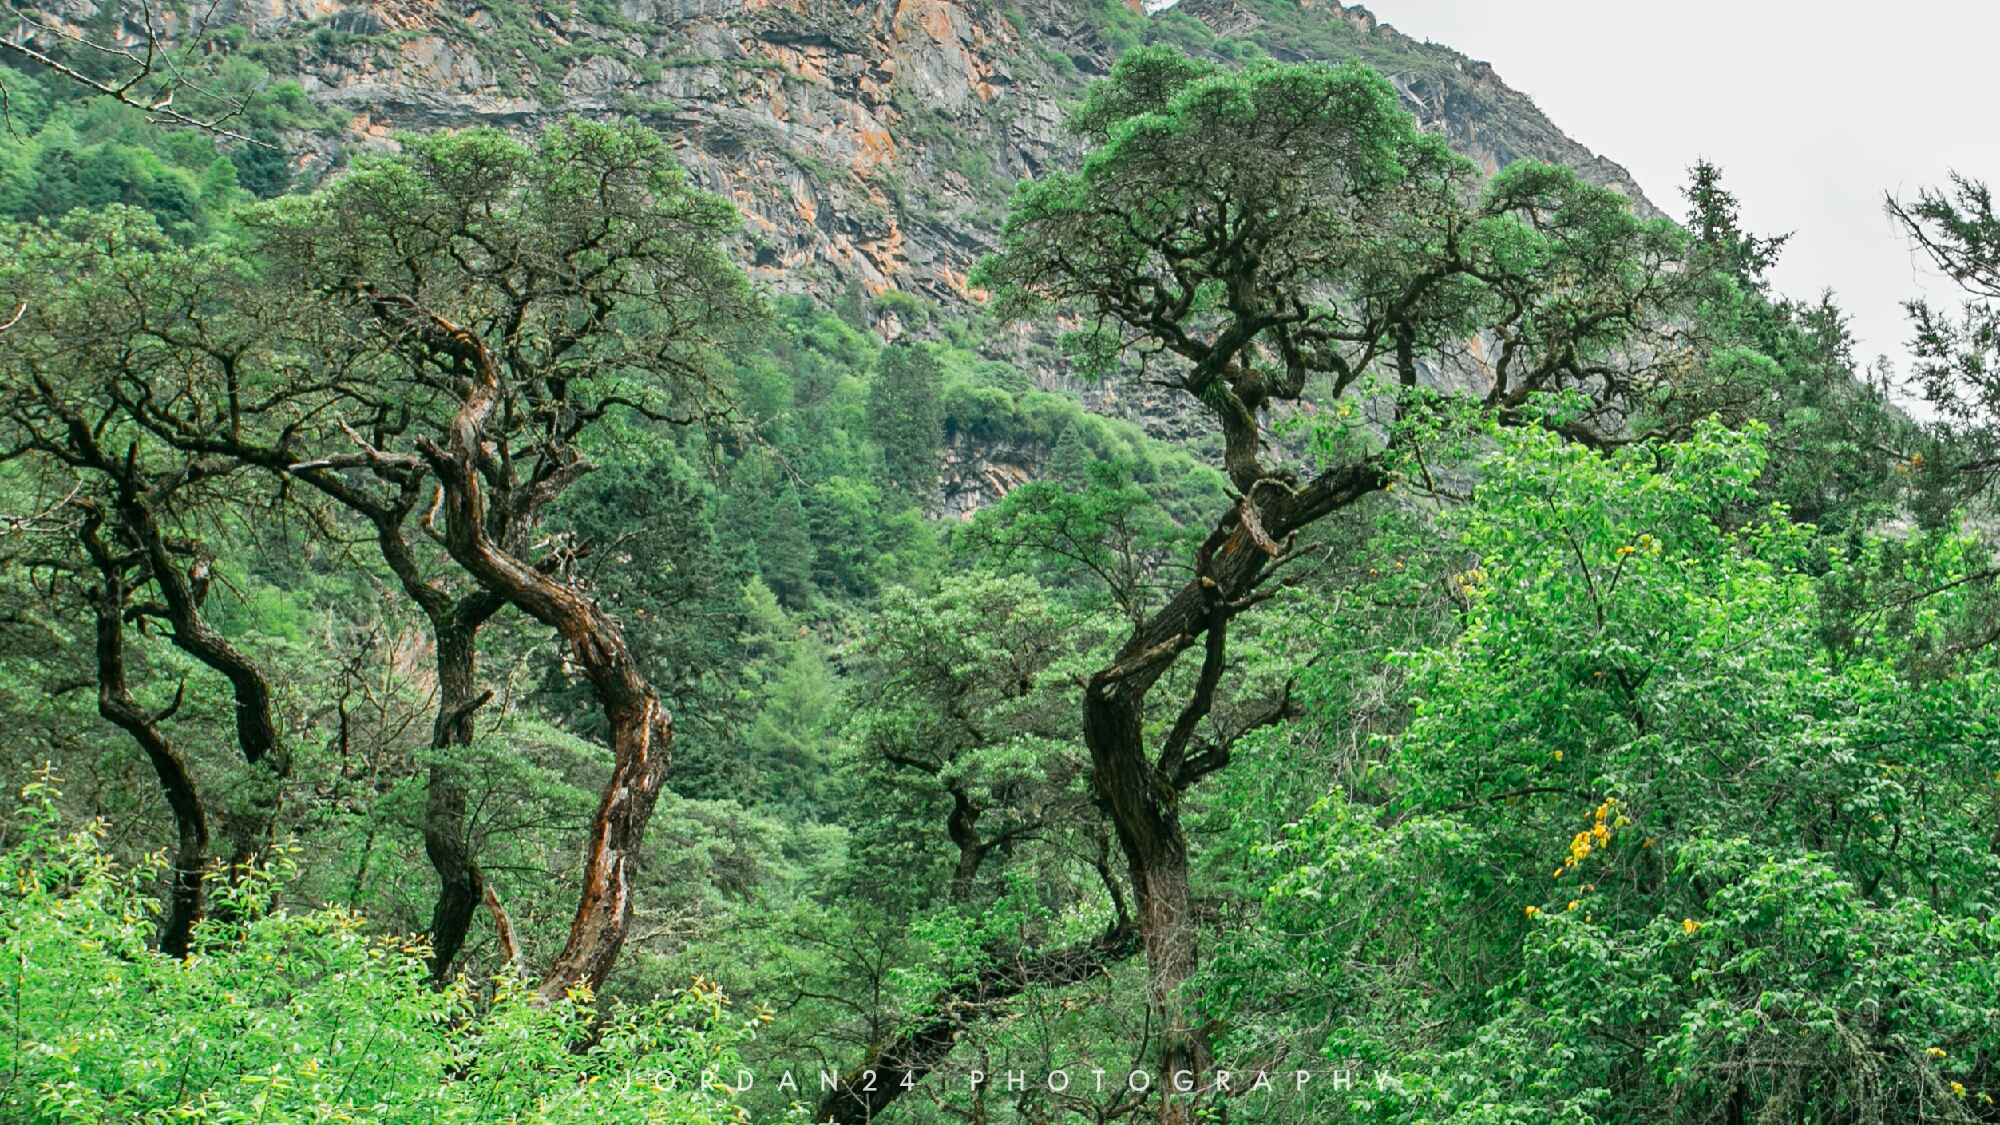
(1249, 423, 2000, 1122)
(0, 782, 758, 1125)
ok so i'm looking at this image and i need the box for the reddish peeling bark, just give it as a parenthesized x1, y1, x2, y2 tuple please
(484, 882, 526, 978)
(382, 297, 676, 1004)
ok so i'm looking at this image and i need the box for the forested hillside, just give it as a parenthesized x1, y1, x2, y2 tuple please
(6, 4, 2000, 1124)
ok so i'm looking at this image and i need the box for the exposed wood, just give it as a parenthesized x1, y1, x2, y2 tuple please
(379, 294, 678, 1004)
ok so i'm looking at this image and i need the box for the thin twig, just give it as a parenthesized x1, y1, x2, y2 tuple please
(0, 18, 272, 145)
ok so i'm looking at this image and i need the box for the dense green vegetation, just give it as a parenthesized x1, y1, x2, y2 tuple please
(0, 63, 326, 237)
(4, 39, 1999, 1125)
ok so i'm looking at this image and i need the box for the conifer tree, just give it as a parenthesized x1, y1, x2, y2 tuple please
(866, 342, 945, 507)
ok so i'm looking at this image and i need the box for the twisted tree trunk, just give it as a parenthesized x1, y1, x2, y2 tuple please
(150, 435, 511, 983)
(1084, 462, 1385, 1124)
(81, 510, 208, 958)
(1085, 656, 1211, 1122)
(103, 482, 289, 869)
(391, 301, 676, 1003)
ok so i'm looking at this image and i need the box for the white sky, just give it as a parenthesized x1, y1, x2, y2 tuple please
(1359, 0, 2000, 382)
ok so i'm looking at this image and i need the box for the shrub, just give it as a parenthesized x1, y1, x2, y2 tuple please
(0, 781, 758, 1125)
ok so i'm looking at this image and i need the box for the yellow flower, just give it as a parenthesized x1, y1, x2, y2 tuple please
(1952, 1083, 1967, 1097)
(1643, 839, 1655, 848)
(1567, 901, 1579, 912)
(1553, 750, 1564, 761)
(1682, 919, 1700, 935)
(1928, 1047, 1948, 1059)
(1524, 906, 1540, 918)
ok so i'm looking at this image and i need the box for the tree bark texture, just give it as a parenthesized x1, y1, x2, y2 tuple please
(1084, 461, 1386, 1123)
(420, 590, 503, 982)
(107, 483, 289, 869)
(81, 510, 208, 958)
(164, 432, 508, 983)
(946, 786, 984, 904)
(385, 298, 676, 1003)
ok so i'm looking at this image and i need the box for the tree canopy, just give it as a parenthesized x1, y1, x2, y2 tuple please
(2, 44, 1993, 1125)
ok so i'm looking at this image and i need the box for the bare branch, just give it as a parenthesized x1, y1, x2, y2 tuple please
(0, 14, 273, 145)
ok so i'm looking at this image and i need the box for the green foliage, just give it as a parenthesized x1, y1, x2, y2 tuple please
(543, 450, 754, 768)
(8, 33, 2000, 1125)
(866, 342, 946, 503)
(1242, 423, 2000, 1122)
(254, 118, 758, 422)
(1044, 421, 1097, 487)
(745, 609, 841, 814)
(975, 45, 1696, 457)
(0, 782, 755, 1125)
(0, 61, 325, 237)
(1650, 164, 1912, 537)
(963, 459, 1194, 624)
(841, 574, 1115, 906)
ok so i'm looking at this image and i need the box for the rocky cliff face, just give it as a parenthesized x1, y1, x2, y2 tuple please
(18, 0, 1659, 511)
(217, 0, 1656, 309)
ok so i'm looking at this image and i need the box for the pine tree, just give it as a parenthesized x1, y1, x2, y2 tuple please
(866, 342, 945, 507)
(1046, 420, 1097, 488)
(1685, 159, 1788, 288)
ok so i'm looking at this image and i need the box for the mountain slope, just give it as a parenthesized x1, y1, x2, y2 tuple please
(216, 0, 1657, 304)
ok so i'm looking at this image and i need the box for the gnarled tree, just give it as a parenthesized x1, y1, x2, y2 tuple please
(0, 209, 294, 949)
(972, 46, 1699, 1123)
(249, 120, 760, 1000)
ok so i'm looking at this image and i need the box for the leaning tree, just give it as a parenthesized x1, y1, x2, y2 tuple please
(3, 120, 761, 995)
(0, 208, 298, 955)
(239, 119, 761, 999)
(970, 46, 1699, 1123)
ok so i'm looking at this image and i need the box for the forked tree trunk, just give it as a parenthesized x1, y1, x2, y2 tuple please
(57, 429, 289, 934)
(266, 465, 509, 985)
(1084, 463, 1386, 1124)
(82, 514, 209, 958)
(112, 490, 289, 870)
(390, 300, 676, 1003)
